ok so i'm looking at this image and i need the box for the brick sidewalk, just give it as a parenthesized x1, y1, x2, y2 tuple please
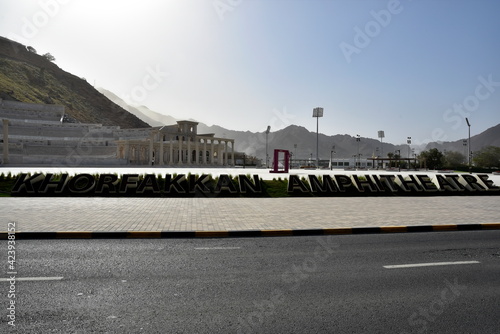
(1, 197, 499, 232)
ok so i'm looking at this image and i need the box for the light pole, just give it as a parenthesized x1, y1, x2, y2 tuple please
(411, 148, 415, 169)
(330, 145, 336, 170)
(462, 140, 467, 163)
(395, 149, 401, 172)
(265, 125, 271, 168)
(313, 107, 323, 168)
(407, 136, 411, 169)
(465, 117, 471, 172)
(378, 130, 384, 158)
(356, 134, 361, 168)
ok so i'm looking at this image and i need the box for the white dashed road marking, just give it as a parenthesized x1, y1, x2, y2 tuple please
(383, 261, 480, 269)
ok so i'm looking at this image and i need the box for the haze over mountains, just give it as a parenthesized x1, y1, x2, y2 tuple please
(99, 88, 500, 161)
(1, 36, 499, 161)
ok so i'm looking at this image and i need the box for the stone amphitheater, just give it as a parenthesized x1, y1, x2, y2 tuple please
(0, 99, 153, 166)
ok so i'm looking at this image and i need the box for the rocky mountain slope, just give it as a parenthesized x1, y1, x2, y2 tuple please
(0, 37, 148, 128)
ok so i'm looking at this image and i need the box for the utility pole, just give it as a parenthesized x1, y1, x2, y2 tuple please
(466, 118, 471, 173)
(313, 107, 323, 168)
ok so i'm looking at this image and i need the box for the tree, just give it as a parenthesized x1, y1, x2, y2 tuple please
(42, 52, 55, 62)
(387, 152, 394, 167)
(443, 150, 466, 168)
(473, 146, 500, 168)
(419, 148, 444, 170)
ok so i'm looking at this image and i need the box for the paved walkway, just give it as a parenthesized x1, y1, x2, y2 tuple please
(1, 196, 499, 232)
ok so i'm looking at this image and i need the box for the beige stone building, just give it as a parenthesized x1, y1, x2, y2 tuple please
(116, 120, 235, 166)
(1, 99, 235, 166)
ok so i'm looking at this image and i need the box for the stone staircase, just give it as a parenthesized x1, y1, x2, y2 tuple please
(0, 99, 137, 166)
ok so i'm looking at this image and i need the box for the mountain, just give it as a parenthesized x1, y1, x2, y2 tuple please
(98, 87, 499, 161)
(0, 36, 148, 128)
(96, 88, 178, 127)
(426, 124, 500, 155)
(193, 123, 404, 161)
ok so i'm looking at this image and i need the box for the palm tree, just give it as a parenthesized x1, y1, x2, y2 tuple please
(387, 152, 394, 167)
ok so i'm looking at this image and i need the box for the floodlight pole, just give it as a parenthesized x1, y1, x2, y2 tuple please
(378, 130, 384, 168)
(265, 125, 271, 168)
(356, 134, 361, 168)
(330, 145, 335, 170)
(313, 107, 323, 169)
(466, 118, 471, 172)
(407, 137, 411, 169)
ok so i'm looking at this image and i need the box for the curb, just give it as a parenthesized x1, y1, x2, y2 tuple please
(1, 223, 500, 239)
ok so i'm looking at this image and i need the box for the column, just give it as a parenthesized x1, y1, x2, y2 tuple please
(210, 140, 214, 165)
(218, 140, 223, 166)
(169, 136, 173, 164)
(187, 136, 191, 164)
(178, 136, 183, 165)
(124, 143, 130, 163)
(148, 133, 154, 165)
(195, 139, 199, 164)
(203, 139, 207, 165)
(224, 140, 229, 165)
(231, 140, 235, 166)
(159, 138, 164, 166)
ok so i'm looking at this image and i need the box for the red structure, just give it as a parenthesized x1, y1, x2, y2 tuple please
(270, 149, 290, 173)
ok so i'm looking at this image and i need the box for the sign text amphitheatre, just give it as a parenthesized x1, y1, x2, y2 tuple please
(10, 173, 500, 197)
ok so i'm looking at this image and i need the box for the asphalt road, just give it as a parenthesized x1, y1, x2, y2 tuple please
(1, 231, 499, 334)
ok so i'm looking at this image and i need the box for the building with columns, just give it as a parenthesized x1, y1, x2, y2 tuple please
(115, 120, 235, 166)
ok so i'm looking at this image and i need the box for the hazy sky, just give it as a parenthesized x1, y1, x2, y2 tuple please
(1, 0, 500, 145)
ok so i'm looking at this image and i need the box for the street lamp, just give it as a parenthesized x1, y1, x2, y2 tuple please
(465, 117, 471, 172)
(411, 148, 415, 169)
(330, 145, 336, 170)
(313, 107, 323, 168)
(462, 140, 467, 163)
(356, 134, 361, 168)
(395, 149, 401, 172)
(265, 125, 271, 168)
(407, 136, 412, 169)
(378, 130, 384, 157)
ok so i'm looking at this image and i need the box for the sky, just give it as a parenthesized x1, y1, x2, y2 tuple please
(1, 0, 500, 146)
